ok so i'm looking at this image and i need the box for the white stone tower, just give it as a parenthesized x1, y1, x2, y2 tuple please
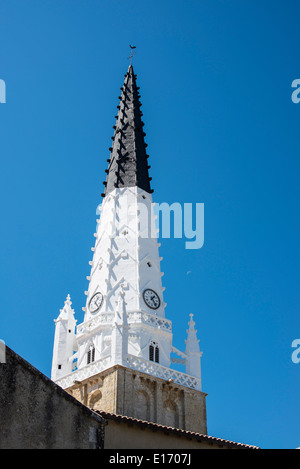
(51, 65, 207, 434)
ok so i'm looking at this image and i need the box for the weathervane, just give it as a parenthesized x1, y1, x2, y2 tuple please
(128, 45, 136, 65)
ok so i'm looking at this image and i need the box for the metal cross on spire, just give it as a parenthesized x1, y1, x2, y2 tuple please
(128, 45, 136, 65)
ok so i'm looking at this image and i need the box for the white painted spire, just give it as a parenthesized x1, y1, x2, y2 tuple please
(51, 294, 77, 381)
(74, 185, 172, 377)
(185, 314, 203, 386)
(83, 187, 166, 321)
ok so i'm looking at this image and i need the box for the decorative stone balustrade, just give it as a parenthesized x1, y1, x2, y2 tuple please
(126, 354, 201, 391)
(76, 310, 172, 337)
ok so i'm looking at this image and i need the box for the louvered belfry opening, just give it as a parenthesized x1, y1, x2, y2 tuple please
(149, 342, 159, 364)
(87, 345, 95, 365)
(102, 65, 153, 197)
(149, 344, 154, 361)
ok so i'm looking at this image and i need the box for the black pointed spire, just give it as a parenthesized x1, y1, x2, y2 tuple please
(103, 65, 152, 196)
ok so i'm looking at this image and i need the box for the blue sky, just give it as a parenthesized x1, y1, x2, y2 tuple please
(1, 0, 300, 449)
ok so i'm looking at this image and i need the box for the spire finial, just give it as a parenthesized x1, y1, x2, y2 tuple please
(128, 45, 136, 66)
(65, 294, 72, 304)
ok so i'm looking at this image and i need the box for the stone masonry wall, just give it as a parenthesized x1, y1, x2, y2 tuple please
(0, 347, 105, 449)
(67, 365, 207, 435)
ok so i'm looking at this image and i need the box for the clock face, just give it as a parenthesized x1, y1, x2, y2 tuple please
(89, 292, 104, 314)
(143, 289, 161, 310)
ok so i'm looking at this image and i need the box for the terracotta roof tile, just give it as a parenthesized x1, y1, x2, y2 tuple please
(92, 409, 259, 449)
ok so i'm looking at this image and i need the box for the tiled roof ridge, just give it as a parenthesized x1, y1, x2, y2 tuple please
(92, 409, 260, 449)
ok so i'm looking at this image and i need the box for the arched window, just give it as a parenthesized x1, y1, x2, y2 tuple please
(87, 345, 95, 364)
(135, 390, 151, 421)
(88, 390, 102, 411)
(164, 399, 179, 428)
(149, 342, 159, 363)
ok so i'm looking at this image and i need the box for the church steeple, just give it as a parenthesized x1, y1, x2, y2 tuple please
(103, 65, 152, 197)
(51, 63, 207, 436)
